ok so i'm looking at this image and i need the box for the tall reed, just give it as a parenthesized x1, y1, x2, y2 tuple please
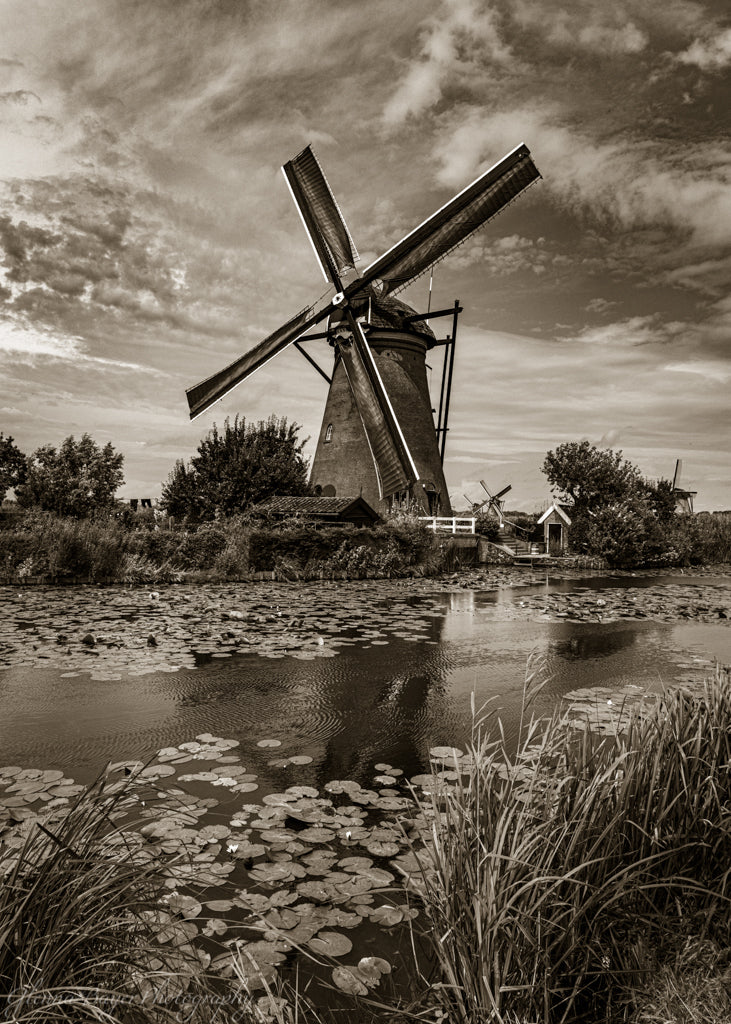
(408, 668, 731, 1023)
(0, 769, 245, 1023)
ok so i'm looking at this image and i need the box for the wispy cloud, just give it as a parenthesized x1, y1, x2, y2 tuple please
(676, 26, 731, 71)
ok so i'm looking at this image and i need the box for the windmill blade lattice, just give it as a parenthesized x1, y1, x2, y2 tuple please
(282, 146, 359, 285)
(356, 144, 539, 297)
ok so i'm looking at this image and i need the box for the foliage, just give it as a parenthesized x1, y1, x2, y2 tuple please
(0, 433, 26, 499)
(0, 512, 128, 580)
(473, 511, 500, 540)
(688, 511, 731, 565)
(0, 769, 238, 1023)
(409, 667, 731, 1024)
(160, 415, 310, 522)
(541, 441, 696, 567)
(16, 433, 124, 518)
(542, 440, 643, 515)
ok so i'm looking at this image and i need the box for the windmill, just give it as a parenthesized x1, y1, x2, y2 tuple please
(479, 480, 512, 519)
(186, 144, 540, 514)
(672, 459, 696, 515)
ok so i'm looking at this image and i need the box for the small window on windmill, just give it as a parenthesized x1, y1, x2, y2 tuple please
(325, 423, 333, 443)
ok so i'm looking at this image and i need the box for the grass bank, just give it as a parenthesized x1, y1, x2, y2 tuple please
(0, 511, 461, 584)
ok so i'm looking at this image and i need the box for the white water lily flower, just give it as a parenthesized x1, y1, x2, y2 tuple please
(227, 843, 239, 854)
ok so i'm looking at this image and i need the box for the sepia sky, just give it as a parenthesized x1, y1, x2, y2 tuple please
(0, 0, 729, 511)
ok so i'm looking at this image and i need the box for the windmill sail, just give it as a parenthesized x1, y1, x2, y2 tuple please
(283, 146, 359, 285)
(335, 316, 418, 497)
(186, 305, 326, 419)
(354, 144, 539, 297)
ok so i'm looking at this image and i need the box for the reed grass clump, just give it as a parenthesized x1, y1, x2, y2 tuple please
(409, 667, 731, 1024)
(0, 770, 245, 1023)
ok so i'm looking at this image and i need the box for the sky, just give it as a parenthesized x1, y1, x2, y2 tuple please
(0, 0, 729, 513)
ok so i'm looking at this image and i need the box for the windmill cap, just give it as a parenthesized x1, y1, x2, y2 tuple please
(366, 295, 436, 342)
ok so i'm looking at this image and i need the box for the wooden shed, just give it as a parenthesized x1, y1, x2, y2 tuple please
(252, 495, 381, 527)
(538, 503, 572, 555)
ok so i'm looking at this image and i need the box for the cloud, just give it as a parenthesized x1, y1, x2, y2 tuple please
(435, 105, 731, 248)
(0, 319, 158, 374)
(511, 0, 648, 54)
(676, 27, 731, 71)
(664, 359, 731, 383)
(383, 0, 514, 124)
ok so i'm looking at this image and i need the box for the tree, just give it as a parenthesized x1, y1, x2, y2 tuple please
(541, 441, 684, 566)
(542, 441, 642, 515)
(16, 434, 125, 518)
(160, 415, 310, 521)
(0, 433, 26, 500)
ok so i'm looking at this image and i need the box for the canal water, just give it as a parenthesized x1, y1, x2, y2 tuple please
(1, 573, 729, 785)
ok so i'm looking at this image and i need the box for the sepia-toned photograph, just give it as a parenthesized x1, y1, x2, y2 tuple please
(0, 1, 729, 1020)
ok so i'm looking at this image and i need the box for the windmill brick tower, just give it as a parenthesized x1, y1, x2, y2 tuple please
(310, 296, 451, 515)
(186, 144, 540, 514)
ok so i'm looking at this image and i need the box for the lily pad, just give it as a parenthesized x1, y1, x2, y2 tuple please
(308, 930, 353, 957)
(332, 966, 368, 996)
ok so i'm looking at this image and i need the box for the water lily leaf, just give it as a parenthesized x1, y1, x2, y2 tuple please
(257, 739, 282, 748)
(373, 796, 410, 811)
(357, 956, 392, 984)
(298, 826, 336, 844)
(202, 918, 228, 937)
(324, 780, 360, 794)
(230, 841, 266, 860)
(234, 892, 270, 913)
(332, 966, 368, 996)
(369, 904, 403, 927)
(205, 899, 234, 913)
(264, 907, 300, 931)
(337, 856, 373, 873)
(429, 745, 464, 761)
(166, 894, 202, 919)
(268, 889, 298, 907)
(288, 755, 313, 765)
(365, 841, 401, 858)
(249, 862, 299, 884)
(139, 764, 176, 779)
(286, 785, 319, 798)
(308, 930, 353, 957)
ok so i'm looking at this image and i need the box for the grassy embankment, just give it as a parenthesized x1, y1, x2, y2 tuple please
(0, 508, 730, 584)
(1, 667, 729, 1023)
(0, 510, 459, 584)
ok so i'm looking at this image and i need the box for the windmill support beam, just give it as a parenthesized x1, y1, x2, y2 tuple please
(438, 299, 460, 463)
(294, 340, 331, 384)
(404, 305, 463, 323)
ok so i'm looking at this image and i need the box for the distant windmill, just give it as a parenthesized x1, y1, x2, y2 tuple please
(480, 480, 512, 519)
(186, 143, 540, 515)
(672, 459, 697, 515)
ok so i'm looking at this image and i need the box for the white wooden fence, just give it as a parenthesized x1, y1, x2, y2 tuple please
(419, 516, 476, 534)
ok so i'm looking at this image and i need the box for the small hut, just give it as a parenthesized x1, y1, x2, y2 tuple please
(538, 503, 572, 555)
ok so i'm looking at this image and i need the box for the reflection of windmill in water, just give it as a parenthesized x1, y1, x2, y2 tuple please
(672, 459, 697, 515)
(187, 144, 540, 515)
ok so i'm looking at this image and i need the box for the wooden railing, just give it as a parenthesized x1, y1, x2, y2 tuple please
(419, 516, 476, 534)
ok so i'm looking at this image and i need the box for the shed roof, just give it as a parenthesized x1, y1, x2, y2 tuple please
(537, 503, 572, 526)
(253, 495, 380, 520)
